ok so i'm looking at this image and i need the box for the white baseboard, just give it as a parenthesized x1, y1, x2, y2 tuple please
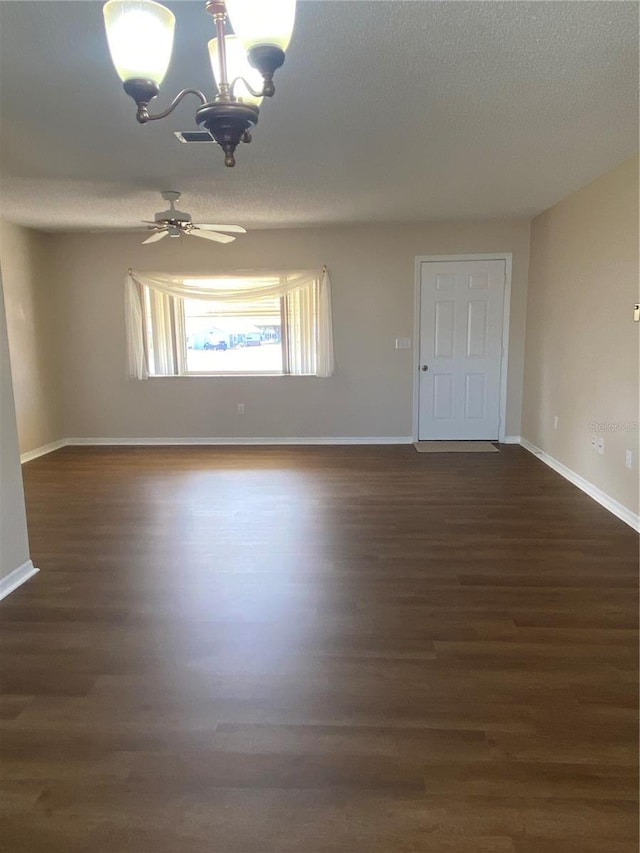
(65, 436, 415, 446)
(502, 435, 521, 445)
(0, 560, 39, 602)
(20, 439, 66, 464)
(520, 438, 640, 532)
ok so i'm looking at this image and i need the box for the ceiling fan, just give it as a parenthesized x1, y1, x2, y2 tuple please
(140, 191, 246, 245)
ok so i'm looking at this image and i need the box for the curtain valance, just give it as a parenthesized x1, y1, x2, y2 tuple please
(128, 269, 324, 303)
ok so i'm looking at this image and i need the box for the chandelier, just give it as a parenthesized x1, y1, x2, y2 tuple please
(103, 0, 296, 167)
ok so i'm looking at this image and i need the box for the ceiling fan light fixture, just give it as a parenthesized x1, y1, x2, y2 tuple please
(103, 0, 295, 167)
(224, 0, 296, 53)
(208, 35, 264, 106)
(225, 0, 294, 96)
(103, 0, 175, 86)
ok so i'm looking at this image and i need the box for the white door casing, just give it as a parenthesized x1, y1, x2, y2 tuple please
(416, 258, 507, 441)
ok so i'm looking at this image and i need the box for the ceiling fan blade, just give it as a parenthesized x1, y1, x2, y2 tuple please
(196, 224, 246, 233)
(142, 230, 168, 245)
(189, 229, 235, 244)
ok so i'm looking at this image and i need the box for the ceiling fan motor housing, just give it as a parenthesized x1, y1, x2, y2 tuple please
(154, 209, 191, 224)
(155, 192, 191, 226)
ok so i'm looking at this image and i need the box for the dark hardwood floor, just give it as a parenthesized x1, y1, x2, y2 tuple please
(1, 445, 638, 852)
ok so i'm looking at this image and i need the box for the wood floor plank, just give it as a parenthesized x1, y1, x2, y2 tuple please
(1, 445, 637, 851)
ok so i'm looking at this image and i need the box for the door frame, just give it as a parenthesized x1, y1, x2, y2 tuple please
(412, 253, 513, 444)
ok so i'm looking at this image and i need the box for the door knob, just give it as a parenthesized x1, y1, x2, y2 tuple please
(421, 365, 429, 372)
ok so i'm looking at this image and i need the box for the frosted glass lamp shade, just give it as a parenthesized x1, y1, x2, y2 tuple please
(208, 36, 264, 106)
(225, 0, 296, 53)
(103, 0, 175, 85)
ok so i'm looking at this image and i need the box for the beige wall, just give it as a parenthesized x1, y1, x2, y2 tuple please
(48, 220, 530, 440)
(0, 269, 31, 581)
(522, 156, 639, 515)
(0, 220, 63, 453)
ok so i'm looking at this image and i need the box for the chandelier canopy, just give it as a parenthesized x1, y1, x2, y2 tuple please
(103, 0, 296, 167)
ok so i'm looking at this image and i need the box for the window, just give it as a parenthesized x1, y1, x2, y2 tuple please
(126, 270, 334, 379)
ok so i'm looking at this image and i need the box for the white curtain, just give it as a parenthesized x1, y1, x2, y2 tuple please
(317, 268, 335, 378)
(125, 268, 334, 379)
(124, 276, 148, 379)
(147, 288, 179, 377)
(285, 283, 315, 375)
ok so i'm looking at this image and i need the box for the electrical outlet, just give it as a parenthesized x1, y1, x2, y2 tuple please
(625, 449, 633, 469)
(553, 415, 558, 430)
(237, 403, 245, 415)
(596, 437, 604, 455)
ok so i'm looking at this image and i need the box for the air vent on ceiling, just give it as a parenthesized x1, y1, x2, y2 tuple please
(174, 131, 214, 143)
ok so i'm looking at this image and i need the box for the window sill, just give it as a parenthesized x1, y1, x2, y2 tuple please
(148, 373, 317, 379)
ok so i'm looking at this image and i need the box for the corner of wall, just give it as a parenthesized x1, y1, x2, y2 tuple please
(0, 263, 34, 587)
(521, 155, 640, 518)
(0, 220, 65, 455)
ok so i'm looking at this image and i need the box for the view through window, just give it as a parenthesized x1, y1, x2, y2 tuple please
(183, 296, 284, 374)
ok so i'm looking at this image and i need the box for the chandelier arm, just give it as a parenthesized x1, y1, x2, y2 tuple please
(230, 77, 268, 100)
(136, 88, 209, 123)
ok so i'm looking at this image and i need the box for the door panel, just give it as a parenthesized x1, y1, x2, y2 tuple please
(465, 373, 486, 420)
(418, 260, 505, 440)
(466, 300, 489, 358)
(434, 301, 455, 357)
(433, 373, 454, 420)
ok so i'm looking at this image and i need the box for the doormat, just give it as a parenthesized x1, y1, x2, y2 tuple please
(413, 441, 499, 453)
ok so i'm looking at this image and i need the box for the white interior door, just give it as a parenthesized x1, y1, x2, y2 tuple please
(418, 259, 506, 440)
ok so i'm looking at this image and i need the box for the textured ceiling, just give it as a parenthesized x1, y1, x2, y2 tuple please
(0, 1, 637, 231)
